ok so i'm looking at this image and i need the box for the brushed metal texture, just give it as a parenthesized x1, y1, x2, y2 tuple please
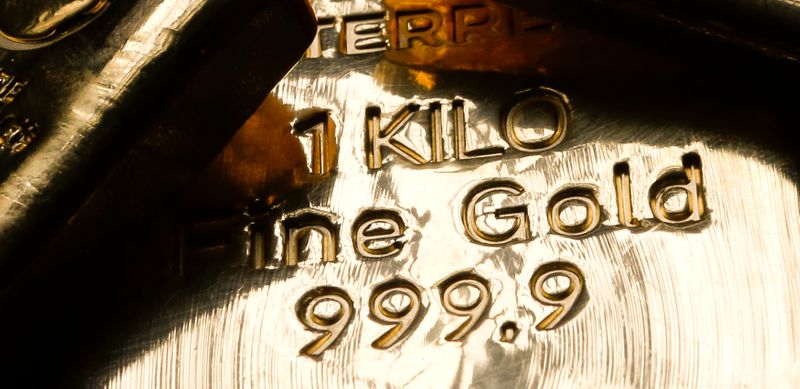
(0, 0, 316, 385)
(0, 0, 314, 274)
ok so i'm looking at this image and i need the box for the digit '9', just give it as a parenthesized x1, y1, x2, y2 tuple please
(296, 286, 354, 357)
(438, 272, 491, 341)
(530, 261, 585, 331)
(368, 279, 424, 349)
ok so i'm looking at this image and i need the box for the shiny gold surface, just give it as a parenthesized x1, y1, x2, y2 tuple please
(94, 0, 799, 387)
(0, 0, 110, 51)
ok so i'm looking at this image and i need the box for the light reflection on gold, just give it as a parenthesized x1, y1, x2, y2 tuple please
(99, 0, 800, 387)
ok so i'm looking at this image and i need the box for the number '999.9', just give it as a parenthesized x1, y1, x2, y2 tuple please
(295, 261, 585, 356)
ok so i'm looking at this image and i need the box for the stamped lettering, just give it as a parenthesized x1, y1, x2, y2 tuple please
(648, 152, 706, 225)
(296, 286, 354, 357)
(546, 187, 602, 237)
(295, 261, 588, 355)
(293, 110, 337, 176)
(369, 278, 424, 349)
(282, 210, 339, 266)
(353, 209, 407, 259)
(0, 116, 37, 155)
(365, 87, 570, 170)
(438, 272, 491, 341)
(613, 161, 639, 228)
(530, 261, 585, 330)
(0, 69, 27, 107)
(0, 69, 38, 155)
(305, 3, 552, 59)
(461, 179, 530, 246)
